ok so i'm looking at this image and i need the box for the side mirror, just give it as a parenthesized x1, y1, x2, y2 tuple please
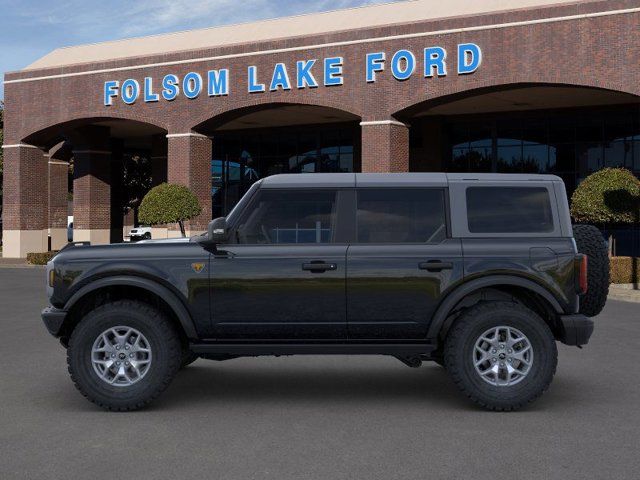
(207, 217, 228, 244)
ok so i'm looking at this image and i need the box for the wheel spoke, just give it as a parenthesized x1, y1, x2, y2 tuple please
(92, 326, 152, 387)
(473, 325, 533, 387)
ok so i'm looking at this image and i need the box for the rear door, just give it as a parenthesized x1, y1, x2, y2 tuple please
(346, 188, 463, 339)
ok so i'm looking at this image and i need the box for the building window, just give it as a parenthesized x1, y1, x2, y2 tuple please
(441, 105, 640, 197)
(212, 124, 357, 217)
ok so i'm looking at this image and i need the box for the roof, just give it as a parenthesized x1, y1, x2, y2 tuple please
(25, 0, 585, 70)
(260, 173, 562, 188)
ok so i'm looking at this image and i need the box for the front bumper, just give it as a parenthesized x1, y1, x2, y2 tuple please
(558, 314, 594, 346)
(41, 306, 68, 337)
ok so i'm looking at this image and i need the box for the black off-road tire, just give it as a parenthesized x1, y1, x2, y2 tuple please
(572, 224, 609, 317)
(67, 300, 182, 411)
(444, 301, 557, 411)
(180, 350, 199, 369)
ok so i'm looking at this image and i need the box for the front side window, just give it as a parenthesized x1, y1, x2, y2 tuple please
(466, 187, 554, 233)
(236, 189, 337, 244)
(356, 189, 447, 243)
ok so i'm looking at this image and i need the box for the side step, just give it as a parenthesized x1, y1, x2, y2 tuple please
(190, 343, 436, 357)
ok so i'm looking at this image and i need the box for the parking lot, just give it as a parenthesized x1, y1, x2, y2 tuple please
(1, 267, 639, 479)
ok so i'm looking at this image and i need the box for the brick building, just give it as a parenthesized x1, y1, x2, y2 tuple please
(2, 0, 640, 257)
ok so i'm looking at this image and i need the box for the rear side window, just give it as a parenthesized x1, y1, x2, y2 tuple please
(356, 189, 447, 243)
(466, 187, 554, 233)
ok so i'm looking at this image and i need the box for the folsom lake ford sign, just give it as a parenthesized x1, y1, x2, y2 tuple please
(103, 43, 482, 106)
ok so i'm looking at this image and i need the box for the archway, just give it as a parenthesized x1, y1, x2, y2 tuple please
(394, 84, 640, 193)
(23, 117, 167, 247)
(193, 103, 361, 217)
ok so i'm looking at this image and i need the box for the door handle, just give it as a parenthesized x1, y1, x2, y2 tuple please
(302, 262, 337, 273)
(418, 261, 453, 272)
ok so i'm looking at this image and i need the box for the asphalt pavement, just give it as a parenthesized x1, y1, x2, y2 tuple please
(1, 267, 639, 480)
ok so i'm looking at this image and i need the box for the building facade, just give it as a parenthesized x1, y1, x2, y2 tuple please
(2, 0, 640, 257)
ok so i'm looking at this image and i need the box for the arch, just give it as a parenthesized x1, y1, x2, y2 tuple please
(21, 115, 168, 150)
(190, 100, 362, 134)
(392, 82, 640, 121)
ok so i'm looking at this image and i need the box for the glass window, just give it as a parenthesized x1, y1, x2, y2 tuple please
(466, 187, 554, 233)
(237, 189, 337, 244)
(356, 189, 447, 243)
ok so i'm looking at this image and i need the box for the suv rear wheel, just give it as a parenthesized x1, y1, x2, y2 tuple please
(67, 300, 182, 411)
(444, 301, 557, 411)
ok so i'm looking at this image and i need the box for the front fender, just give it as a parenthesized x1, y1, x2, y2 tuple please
(63, 275, 198, 340)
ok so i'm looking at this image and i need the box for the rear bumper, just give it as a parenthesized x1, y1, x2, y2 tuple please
(41, 306, 67, 337)
(558, 314, 594, 346)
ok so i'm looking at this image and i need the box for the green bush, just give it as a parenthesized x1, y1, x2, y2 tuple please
(138, 183, 202, 237)
(27, 251, 58, 265)
(570, 168, 640, 224)
(610, 256, 640, 284)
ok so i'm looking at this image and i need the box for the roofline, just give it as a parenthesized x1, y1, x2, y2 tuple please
(6, 0, 614, 76)
(5, 4, 636, 84)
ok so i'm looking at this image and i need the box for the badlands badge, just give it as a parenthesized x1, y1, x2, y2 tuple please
(191, 262, 206, 273)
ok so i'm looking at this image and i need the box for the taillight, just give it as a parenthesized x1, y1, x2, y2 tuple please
(578, 254, 588, 294)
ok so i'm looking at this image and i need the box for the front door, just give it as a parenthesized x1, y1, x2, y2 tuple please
(210, 188, 348, 340)
(347, 188, 464, 339)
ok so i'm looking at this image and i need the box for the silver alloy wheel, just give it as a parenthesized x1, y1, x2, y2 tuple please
(473, 326, 533, 387)
(91, 326, 152, 387)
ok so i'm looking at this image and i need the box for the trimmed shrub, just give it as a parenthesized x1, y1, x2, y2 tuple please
(138, 183, 202, 237)
(570, 168, 640, 224)
(27, 251, 58, 265)
(610, 256, 640, 284)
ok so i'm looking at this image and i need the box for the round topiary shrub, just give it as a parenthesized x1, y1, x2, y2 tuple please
(570, 168, 640, 224)
(139, 183, 202, 237)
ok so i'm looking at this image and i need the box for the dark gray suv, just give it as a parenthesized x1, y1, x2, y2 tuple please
(42, 173, 609, 411)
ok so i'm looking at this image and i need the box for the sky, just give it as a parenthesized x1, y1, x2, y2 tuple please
(0, 0, 402, 100)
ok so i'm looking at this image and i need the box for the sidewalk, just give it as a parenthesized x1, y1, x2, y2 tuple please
(0, 258, 42, 268)
(609, 284, 640, 303)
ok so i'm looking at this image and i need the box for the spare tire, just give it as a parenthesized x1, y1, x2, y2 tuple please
(572, 224, 609, 317)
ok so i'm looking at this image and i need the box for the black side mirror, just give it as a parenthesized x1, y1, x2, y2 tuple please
(207, 217, 227, 244)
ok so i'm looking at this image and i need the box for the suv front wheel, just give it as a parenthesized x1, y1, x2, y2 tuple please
(67, 300, 182, 411)
(444, 301, 557, 411)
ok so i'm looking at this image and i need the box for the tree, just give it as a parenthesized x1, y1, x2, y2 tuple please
(138, 183, 202, 237)
(571, 167, 640, 256)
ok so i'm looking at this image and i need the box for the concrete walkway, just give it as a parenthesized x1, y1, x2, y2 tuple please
(0, 258, 41, 268)
(609, 284, 640, 303)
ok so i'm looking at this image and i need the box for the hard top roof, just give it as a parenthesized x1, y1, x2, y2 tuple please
(260, 173, 562, 188)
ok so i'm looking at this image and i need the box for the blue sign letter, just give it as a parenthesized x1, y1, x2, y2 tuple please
(104, 80, 119, 106)
(391, 50, 415, 81)
(183, 72, 202, 99)
(121, 79, 140, 105)
(324, 57, 344, 86)
(248, 66, 265, 93)
(208, 69, 229, 96)
(458, 43, 482, 74)
(424, 47, 447, 77)
(144, 77, 159, 102)
(270, 63, 291, 91)
(162, 74, 179, 101)
(296, 60, 318, 89)
(366, 52, 385, 83)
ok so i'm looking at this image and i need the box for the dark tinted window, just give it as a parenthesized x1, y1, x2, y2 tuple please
(237, 189, 337, 244)
(356, 189, 447, 243)
(466, 187, 554, 233)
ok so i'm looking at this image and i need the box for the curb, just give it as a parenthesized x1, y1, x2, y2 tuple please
(0, 264, 44, 269)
